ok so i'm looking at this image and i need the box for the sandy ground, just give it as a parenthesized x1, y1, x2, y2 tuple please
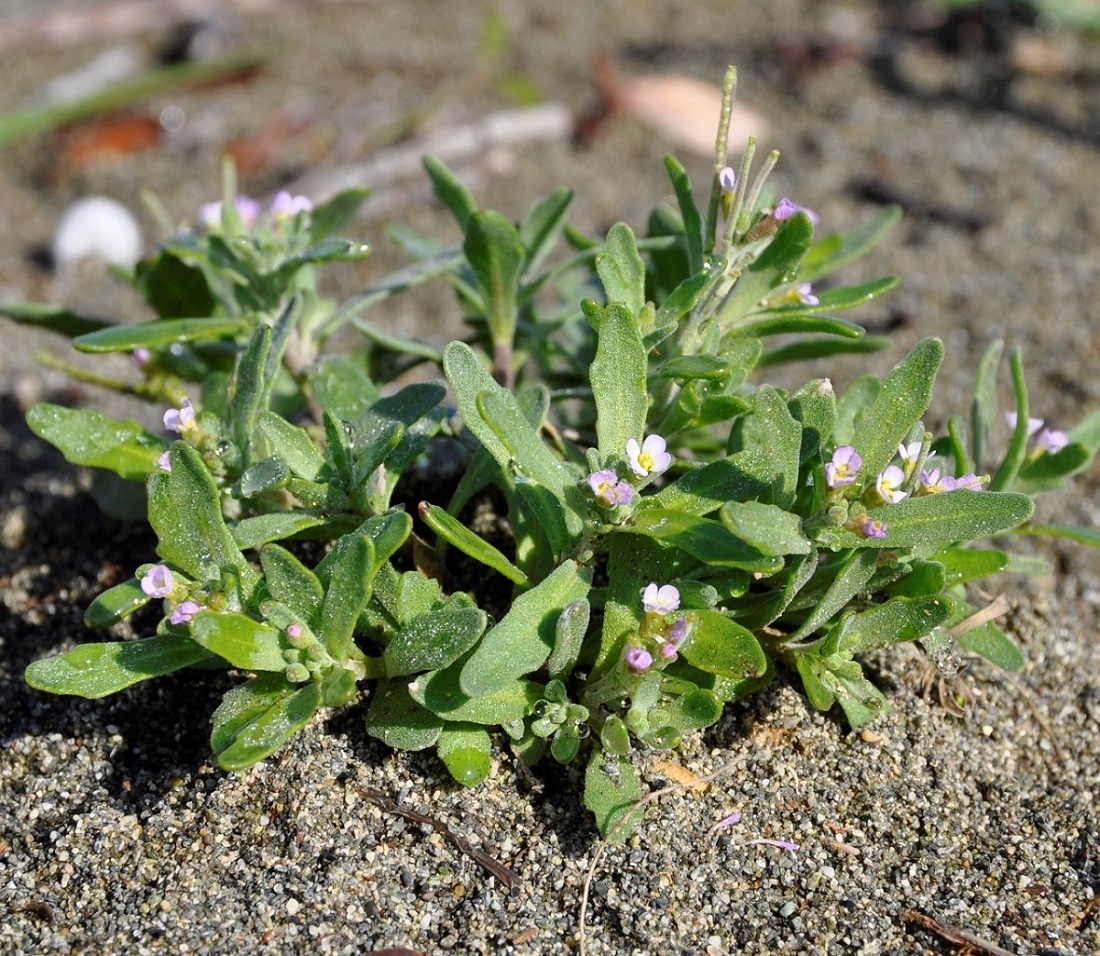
(1, 1, 1099, 953)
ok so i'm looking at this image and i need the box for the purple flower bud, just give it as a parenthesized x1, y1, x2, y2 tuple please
(668, 615, 690, 646)
(156, 450, 172, 472)
(287, 624, 303, 639)
(718, 166, 737, 193)
(131, 348, 151, 367)
(855, 516, 887, 539)
(773, 198, 819, 224)
(141, 564, 174, 598)
(170, 601, 203, 626)
(795, 282, 819, 306)
(642, 583, 680, 615)
(659, 642, 678, 659)
(624, 647, 653, 672)
(954, 473, 986, 491)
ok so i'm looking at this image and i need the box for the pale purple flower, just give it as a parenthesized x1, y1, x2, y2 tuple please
(624, 647, 653, 672)
(898, 441, 929, 466)
(156, 450, 172, 472)
(718, 166, 737, 193)
(954, 473, 985, 491)
(587, 469, 635, 507)
(659, 642, 678, 659)
(131, 348, 151, 367)
(163, 398, 195, 434)
(626, 435, 673, 478)
(855, 515, 888, 539)
(141, 564, 174, 598)
(918, 468, 956, 494)
(1036, 428, 1068, 454)
(795, 282, 819, 306)
(1005, 411, 1044, 437)
(773, 198, 819, 225)
(668, 615, 690, 646)
(271, 191, 312, 220)
(200, 196, 260, 230)
(825, 446, 861, 488)
(875, 464, 908, 503)
(642, 583, 681, 615)
(170, 601, 203, 626)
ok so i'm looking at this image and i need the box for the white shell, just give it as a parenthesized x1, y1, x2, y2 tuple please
(52, 196, 143, 268)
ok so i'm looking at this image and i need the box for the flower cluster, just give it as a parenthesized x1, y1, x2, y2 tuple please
(140, 564, 204, 625)
(624, 583, 692, 672)
(199, 191, 313, 231)
(585, 435, 673, 513)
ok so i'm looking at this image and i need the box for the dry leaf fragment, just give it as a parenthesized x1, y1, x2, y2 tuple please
(652, 758, 708, 790)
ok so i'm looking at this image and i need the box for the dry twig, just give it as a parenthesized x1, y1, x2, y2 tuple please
(902, 909, 1018, 956)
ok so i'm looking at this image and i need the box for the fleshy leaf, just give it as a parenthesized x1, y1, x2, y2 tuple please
(211, 674, 322, 771)
(366, 678, 444, 751)
(74, 317, 248, 353)
(720, 500, 811, 557)
(625, 509, 783, 574)
(680, 611, 767, 679)
(822, 595, 954, 656)
(590, 302, 648, 467)
(26, 635, 212, 698)
(189, 612, 293, 671)
(596, 222, 646, 317)
(83, 578, 151, 628)
(437, 723, 492, 787)
(584, 751, 643, 843)
(383, 607, 488, 678)
(27, 404, 166, 482)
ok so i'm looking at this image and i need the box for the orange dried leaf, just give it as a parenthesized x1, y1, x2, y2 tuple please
(652, 758, 708, 790)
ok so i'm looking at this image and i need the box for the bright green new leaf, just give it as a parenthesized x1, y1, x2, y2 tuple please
(73, 317, 249, 353)
(316, 535, 375, 662)
(596, 222, 646, 317)
(422, 155, 478, 226)
(465, 209, 524, 354)
(518, 186, 573, 274)
(409, 667, 540, 724)
(931, 547, 1009, 586)
(83, 578, 151, 628)
(720, 500, 811, 557)
(419, 501, 529, 586)
(664, 154, 704, 273)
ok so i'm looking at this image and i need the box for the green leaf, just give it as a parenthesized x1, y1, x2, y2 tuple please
(591, 302, 647, 466)
(459, 560, 591, 697)
(351, 382, 445, 490)
(1015, 523, 1100, 548)
(647, 457, 770, 517)
(991, 348, 1031, 492)
(680, 611, 767, 680)
(547, 598, 590, 680)
(584, 751, 643, 843)
(148, 442, 257, 592)
(719, 212, 815, 323)
(932, 547, 1009, 586)
(26, 635, 212, 698)
(419, 501, 529, 586)
(625, 509, 783, 574)
(306, 355, 380, 421)
(821, 491, 1033, 549)
(229, 324, 270, 468)
(410, 668, 539, 724)
(823, 595, 954, 656)
(732, 313, 865, 340)
(366, 678, 444, 751)
(666, 688, 723, 731)
(0, 301, 113, 337)
(788, 379, 838, 463)
(134, 248, 217, 319)
(316, 535, 375, 662)
(851, 337, 944, 478)
(833, 374, 881, 447)
(465, 209, 523, 351)
(664, 154, 704, 274)
(73, 317, 248, 353)
(655, 255, 726, 326)
(788, 549, 879, 644)
(884, 559, 947, 598)
(596, 222, 646, 317)
(970, 340, 1003, 474)
(27, 404, 165, 482)
(518, 187, 573, 274)
(259, 544, 325, 626)
(437, 723, 492, 787)
(212, 674, 322, 771)
(237, 457, 289, 498)
(190, 612, 292, 671)
(728, 386, 802, 509)
(808, 276, 898, 311)
(309, 186, 371, 241)
(232, 513, 325, 550)
(274, 236, 371, 278)
(384, 607, 488, 677)
(720, 500, 811, 557)
(1014, 443, 1090, 493)
(760, 335, 890, 367)
(422, 155, 478, 227)
(799, 205, 902, 283)
(83, 578, 151, 629)
(654, 355, 730, 382)
(956, 622, 1025, 672)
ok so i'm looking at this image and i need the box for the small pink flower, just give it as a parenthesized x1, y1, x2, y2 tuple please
(1005, 411, 1044, 437)
(954, 473, 986, 491)
(875, 464, 908, 504)
(855, 516, 887, 539)
(795, 282, 819, 306)
(624, 647, 653, 672)
(667, 615, 690, 646)
(271, 191, 312, 220)
(141, 564, 174, 598)
(659, 643, 678, 659)
(587, 469, 635, 507)
(163, 398, 195, 434)
(156, 450, 172, 472)
(170, 601, 203, 625)
(131, 348, 151, 367)
(773, 198, 819, 225)
(287, 624, 303, 639)
(825, 446, 861, 488)
(642, 583, 680, 615)
(1036, 428, 1068, 454)
(626, 435, 673, 478)
(918, 468, 955, 494)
